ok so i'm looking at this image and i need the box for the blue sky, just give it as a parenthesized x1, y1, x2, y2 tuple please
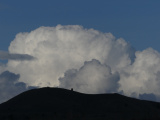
(0, 0, 160, 51)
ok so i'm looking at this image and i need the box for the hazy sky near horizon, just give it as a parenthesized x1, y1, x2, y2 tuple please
(1, 0, 160, 51)
(0, 0, 160, 103)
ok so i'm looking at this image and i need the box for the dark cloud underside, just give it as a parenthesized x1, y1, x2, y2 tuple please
(0, 51, 35, 61)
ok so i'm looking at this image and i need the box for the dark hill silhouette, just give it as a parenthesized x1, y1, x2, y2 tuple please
(0, 87, 160, 120)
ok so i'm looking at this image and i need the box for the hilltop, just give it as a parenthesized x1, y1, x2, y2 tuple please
(0, 87, 160, 120)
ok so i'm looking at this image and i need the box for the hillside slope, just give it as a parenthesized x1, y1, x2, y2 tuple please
(0, 87, 160, 120)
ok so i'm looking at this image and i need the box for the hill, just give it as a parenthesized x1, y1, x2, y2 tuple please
(0, 87, 160, 120)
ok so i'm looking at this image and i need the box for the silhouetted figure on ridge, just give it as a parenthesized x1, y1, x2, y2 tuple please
(71, 88, 73, 91)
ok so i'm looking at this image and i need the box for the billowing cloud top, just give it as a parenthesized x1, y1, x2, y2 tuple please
(7, 25, 134, 87)
(59, 59, 120, 94)
(0, 25, 160, 102)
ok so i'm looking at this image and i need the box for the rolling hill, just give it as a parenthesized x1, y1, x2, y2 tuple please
(0, 87, 160, 120)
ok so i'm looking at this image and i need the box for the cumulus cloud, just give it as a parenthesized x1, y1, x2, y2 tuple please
(119, 48, 160, 98)
(1, 24, 160, 102)
(59, 59, 120, 94)
(0, 71, 36, 103)
(0, 50, 35, 61)
(7, 25, 134, 87)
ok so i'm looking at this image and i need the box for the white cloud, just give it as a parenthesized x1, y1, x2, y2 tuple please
(7, 25, 134, 87)
(59, 59, 120, 94)
(119, 48, 160, 98)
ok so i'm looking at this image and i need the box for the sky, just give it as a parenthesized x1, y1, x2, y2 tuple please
(0, 0, 160, 103)
(1, 0, 160, 51)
